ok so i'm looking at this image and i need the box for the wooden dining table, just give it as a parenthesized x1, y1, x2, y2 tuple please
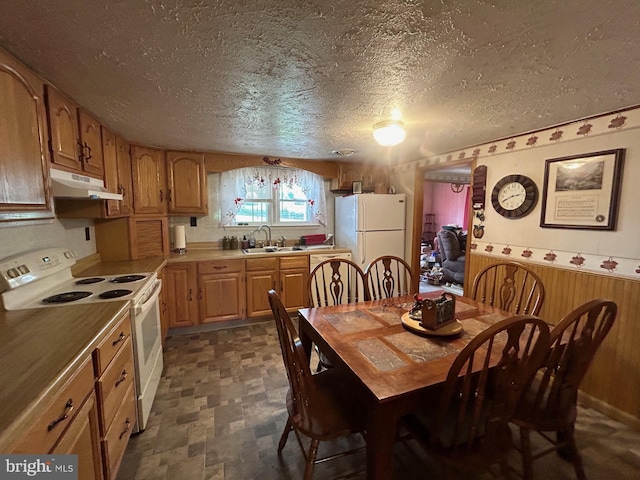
(297, 291, 517, 480)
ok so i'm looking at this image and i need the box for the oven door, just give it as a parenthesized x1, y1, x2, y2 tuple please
(131, 278, 163, 431)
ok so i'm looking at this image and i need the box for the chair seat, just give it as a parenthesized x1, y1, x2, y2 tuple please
(286, 367, 366, 440)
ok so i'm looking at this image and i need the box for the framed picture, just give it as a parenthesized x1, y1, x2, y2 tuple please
(352, 181, 363, 194)
(540, 149, 625, 230)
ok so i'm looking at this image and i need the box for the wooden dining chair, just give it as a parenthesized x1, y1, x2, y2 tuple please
(268, 290, 366, 480)
(511, 299, 617, 480)
(471, 261, 545, 315)
(402, 315, 551, 479)
(307, 258, 370, 370)
(308, 258, 370, 307)
(365, 255, 415, 300)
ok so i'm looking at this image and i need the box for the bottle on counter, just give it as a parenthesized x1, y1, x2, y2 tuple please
(248, 235, 256, 248)
(241, 235, 249, 249)
(222, 236, 230, 250)
(230, 236, 239, 250)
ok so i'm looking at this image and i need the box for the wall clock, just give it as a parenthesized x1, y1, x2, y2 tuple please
(491, 174, 538, 218)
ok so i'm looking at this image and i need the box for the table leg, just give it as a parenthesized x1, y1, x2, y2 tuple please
(366, 401, 398, 480)
(298, 313, 313, 363)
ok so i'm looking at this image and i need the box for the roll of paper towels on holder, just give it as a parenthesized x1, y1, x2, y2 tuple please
(173, 225, 187, 250)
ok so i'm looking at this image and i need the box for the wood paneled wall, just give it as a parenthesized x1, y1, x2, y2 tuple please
(467, 253, 640, 423)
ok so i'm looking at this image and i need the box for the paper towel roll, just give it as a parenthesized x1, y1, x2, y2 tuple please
(173, 225, 186, 250)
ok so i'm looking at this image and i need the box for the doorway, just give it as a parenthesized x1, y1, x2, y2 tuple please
(410, 159, 474, 295)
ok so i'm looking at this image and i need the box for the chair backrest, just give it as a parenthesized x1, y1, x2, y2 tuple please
(471, 261, 545, 315)
(523, 299, 617, 422)
(268, 290, 325, 434)
(432, 316, 550, 456)
(308, 258, 370, 307)
(437, 229, 463, 262)
(365, 255, 415, 300)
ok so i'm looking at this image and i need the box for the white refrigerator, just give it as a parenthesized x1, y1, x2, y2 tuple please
(335, 193, 406, 269)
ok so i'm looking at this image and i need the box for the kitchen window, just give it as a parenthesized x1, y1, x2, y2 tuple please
(219, 166, 327, 226)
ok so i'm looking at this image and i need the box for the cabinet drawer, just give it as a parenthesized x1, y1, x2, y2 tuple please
(280, 255, 308, 270)
(245, 257, 278, 271)
(13, 357, 95, 454)
(94, 311, 132, 376)
(102, 383, 136, 479)
(96, 336, 135, 434)
(198, 259, 244, 275)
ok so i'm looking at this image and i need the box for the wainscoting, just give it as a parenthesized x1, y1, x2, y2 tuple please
(466, 253, 640, 425)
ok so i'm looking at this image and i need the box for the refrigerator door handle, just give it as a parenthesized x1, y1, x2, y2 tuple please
(360, 232, 366, 265)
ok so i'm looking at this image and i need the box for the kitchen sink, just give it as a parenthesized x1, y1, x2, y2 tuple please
(242, 245, 335, 254)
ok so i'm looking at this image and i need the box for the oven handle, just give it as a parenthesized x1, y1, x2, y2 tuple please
(134, 279, 162, 316)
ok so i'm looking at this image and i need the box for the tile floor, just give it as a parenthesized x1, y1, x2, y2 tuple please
(117, 320, 640, 480)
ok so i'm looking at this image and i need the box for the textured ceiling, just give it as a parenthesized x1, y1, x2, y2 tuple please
(2, 0, 640, 164)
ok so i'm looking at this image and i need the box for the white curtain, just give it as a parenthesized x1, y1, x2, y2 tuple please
(218, 166, 327, 226)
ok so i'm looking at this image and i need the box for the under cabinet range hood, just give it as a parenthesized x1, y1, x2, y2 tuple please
(49, 168, 123, 200)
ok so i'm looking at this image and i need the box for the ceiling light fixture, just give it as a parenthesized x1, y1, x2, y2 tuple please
(373, 120, 406, 146)
(332, 149, 357, 157)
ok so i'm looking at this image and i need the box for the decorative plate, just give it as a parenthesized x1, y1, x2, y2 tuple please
(401, 312, 463, 337)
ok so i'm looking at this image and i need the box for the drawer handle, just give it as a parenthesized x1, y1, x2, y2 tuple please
(47, 399, 74, 431)
(213, 266, 227, 269)
(112, 332, 127, 346)
(115, 370, 128, 387)
(119, 418, 132, 440)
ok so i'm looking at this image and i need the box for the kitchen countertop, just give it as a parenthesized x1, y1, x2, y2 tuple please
(74, 257, 167, 277)
(166, 246, 352, 263)
(0, 301, 130, 452)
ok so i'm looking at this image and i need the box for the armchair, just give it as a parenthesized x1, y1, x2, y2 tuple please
(436, 229, 466, 284)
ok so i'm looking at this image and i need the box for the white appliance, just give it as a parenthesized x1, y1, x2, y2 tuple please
(0, 248, 162, 432)
(335, 193, 406, 268)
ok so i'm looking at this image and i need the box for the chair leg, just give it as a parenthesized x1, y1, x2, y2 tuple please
(561, 429, 586, 480)
(519, 426, 534, 480)
(304, 438, 320, 480)
(278, 417, 293, 453)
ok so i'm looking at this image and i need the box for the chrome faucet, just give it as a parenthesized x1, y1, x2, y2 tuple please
(256, 224, 272, 246)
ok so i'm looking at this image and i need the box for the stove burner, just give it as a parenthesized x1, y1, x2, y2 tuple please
(43, 291, 93, 304)
(75, 277, 106, 285)
(99, 289, 133, 299)
(110, 275, 146, 284)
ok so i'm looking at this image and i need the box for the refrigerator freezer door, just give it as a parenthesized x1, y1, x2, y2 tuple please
(353, 230, 405, 268)
(357, 194, 406, 231)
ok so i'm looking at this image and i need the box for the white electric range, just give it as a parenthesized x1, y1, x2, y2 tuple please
(0, 247, 163, 432)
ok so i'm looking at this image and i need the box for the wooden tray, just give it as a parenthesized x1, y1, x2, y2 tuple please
(401, 312, 463, 337)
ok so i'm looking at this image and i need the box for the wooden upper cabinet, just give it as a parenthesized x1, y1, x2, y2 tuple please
(116, 136, 133, 215)
(0, 48, 53, 221)
(46, 85, 105, 179)
(46, 85, 81, 171)
(102, 128, 133, 217)
(130, 145, 166, 215)
(78, 109, 104, 177)
(166, 151, 208, 215)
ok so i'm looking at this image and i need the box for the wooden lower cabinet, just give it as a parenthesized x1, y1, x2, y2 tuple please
(164, 263, 199, 327)
(198, 260, 245, 322)
(52, 392, 103, 480)
(246, 255, 309, 317)
(246, 257, 278, 318)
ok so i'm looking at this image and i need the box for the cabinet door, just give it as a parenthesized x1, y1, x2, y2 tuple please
(167, 151, 208, 215)
(115, 136, 133, 215)
(0, 49, 53, 221)
(46, 85, 81, 171)
(199, 272, 245, 322)
(102, 127, 120, 217)
(280, 267, 309, 311)
(78, 109, 104, 177)
(52, 392, 103, 480)
(246, 270, 278, 318)
(164, 263, 198, 327)
(131, 145, 167, 215)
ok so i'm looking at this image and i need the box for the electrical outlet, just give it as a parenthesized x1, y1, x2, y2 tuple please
(190, 217, 197, 227)
(85, 227, 91, 241)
